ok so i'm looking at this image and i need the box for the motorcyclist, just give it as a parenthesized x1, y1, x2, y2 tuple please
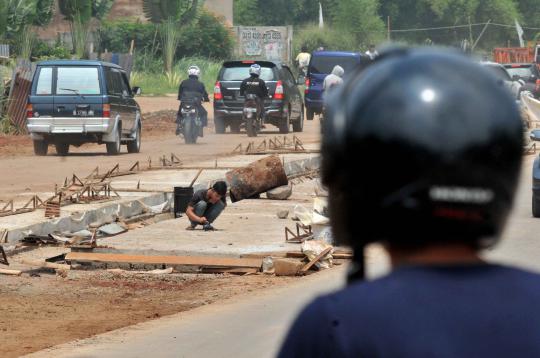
(177, 65, 209, 135)
(278, 47, 540, 356)
(240, 64, 268, 122)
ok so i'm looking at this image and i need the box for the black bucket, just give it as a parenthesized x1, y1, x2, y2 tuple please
(174, 187, 194, 218)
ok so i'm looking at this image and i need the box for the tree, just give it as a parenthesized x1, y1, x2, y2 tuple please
(142, 0, 203, 73)
(330, 0, 385, 46)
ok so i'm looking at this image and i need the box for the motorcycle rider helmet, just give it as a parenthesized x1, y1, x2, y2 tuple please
(249, 64, 262, 77)
(188, 65, 201, 77)
(322, 47, 523, 257)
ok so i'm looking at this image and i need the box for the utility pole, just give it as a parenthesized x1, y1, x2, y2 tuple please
(472, 19, 492, 51)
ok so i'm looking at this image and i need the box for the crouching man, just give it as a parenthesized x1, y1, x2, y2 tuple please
(186, 181, 227, 231)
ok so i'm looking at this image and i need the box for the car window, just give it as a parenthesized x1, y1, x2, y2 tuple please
(105, 68, 119, 95)
(222, 66, 275, 81)
(281, 67, 296, 85)
(35, 67, 53, 95)
(484, 65, 511, 81)
(309, 56, 359, 74)
(120, 72, 132, 97)
(506, 67, 533, 78)
(56, 67, 101, 95)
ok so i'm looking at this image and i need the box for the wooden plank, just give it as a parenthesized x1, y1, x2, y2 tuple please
(20, 259, 71, 270)
(66, 252, 263, 269)
(286, 251, 353, 260)
(300, 247, 333, 273)
(0, 268, 22, 276)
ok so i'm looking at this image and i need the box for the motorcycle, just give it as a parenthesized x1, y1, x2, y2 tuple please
(177, 99, 202, 144)
(243, 94, 261, 137)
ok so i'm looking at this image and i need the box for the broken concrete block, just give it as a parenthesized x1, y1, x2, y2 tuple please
(262, 256, 274, 274)
(98, 223, 127, 236)
(266, 183, 293, 200)
(274, 258, 303, 276)
(277, 210, 289, 219)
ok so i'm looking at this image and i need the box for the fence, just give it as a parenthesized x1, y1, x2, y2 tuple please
(6, 60, 33, 134)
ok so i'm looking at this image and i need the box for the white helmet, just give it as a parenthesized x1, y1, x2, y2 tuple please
(249, 64, 261, 76)
(188, 65, 201, 77)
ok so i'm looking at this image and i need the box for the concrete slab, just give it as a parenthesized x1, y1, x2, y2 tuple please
(98, 179, 318, 256)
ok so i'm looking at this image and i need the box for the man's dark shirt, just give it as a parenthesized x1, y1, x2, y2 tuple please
(189, 189, 226, 208)
(178, 76, 209, 102)
(240, 75, 268, 99)
(279, 264, 540, 357)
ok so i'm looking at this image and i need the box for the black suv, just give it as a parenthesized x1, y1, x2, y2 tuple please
(27, 60, 142, 156)
(213, 61, 304, 134)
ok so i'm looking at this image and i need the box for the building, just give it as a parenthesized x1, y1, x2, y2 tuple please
(37, 0, 233, 41)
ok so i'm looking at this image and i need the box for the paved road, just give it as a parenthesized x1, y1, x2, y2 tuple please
(0, 107, 321, 200)
(26, 267, 347, 358)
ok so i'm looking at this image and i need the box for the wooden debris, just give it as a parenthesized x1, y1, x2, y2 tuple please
(66, 252, 263, 270)
(274, 258, 303, 276)
(0, 268, 21, 276)
(20, 259, 71, 271)
(300, 247, 333, 274)
(286, 251, 353, 260)
(199, 267, 259, 275)
(107, 267, 174, 275)
(0, 245, 8, 265)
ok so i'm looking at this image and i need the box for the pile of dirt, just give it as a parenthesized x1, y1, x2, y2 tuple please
(0, 270, 295, 358)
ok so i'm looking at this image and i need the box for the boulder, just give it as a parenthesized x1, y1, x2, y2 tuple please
(266, 183, 293, 200)
(277, 210, 289, 219)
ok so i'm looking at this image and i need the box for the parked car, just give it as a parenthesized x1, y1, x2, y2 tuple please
(480, 61, 523, 100)
(27, 60, 142, 156)
(503, 63, 540, 99)
(213, 60, 304, 134)
(304, 51, 363, 121)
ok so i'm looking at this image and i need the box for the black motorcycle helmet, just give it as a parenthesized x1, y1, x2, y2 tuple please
(322, 47, 523, 278)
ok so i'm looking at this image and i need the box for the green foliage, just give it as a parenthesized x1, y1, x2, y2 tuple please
(98, 21, 157, 54)
(160, 17, 180, 73)
(331, 0, 385, 46)
(70, 15, 90, 58)
(58, 0, 92, 23)
(234, 0, 319, 26)
(130, 57, 221, 96)
(293, 23, 357, 54)
(142, 0, 202, 24)
(92, 0, 114, 20)
(176, 11, 234, 59)
(17, 27, 36, 59)
(32, 40, 72, 60)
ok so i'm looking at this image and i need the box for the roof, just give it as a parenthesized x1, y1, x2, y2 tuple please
(36, 60, 122, 69)
(311, 51, 361, 57)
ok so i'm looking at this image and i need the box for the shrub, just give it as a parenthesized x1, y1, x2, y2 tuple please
(97, 20, 157, 54)
(293, 23, 357, 54)
(32, 40, 72, 60)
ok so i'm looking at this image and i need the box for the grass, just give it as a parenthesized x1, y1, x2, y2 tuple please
(131, 57, 222, 96)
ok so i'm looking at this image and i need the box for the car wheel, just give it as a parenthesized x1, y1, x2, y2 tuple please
(106, 124, 121, 155)
(33, 140, 48, 156)
(55, 143, 70, 156)
(279, 108, 290, 134)
(293, 106, 304, 132)
(215, 113, 225, 134)
(306, 107, 315, 121)
(533, 196, 540, 218)
(127, 125, 141, 153)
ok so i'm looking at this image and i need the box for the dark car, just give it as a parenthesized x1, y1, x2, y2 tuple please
(503, 63, 540, 99)
(304, 51, 363, 121)
(27, 60, 142, 156)
(213, 60, 304, 134)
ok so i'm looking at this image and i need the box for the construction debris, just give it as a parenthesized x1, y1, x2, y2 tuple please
(301, 240, 334, 271)
(98, 223, 128, 236)
(20, 259, 71, 271)
(285, 223, 313, 243)
(274, 258, 304, 276)
(107, 267, 174, 275)
(226, 155, 288, 202)
(0, 244, 8, 265)
(277, 210, 289, 219)
(0, 268, 21, 276)
(232, 135, 316, 155)
(266, 183, 293, 200)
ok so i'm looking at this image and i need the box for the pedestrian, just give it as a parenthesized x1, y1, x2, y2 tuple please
(186, 181, 227, 231)
(295, 46, 311, 76)
(278, 47, 540, 357)
(322, 65, 344, 94)
(365, 44, 378, 60)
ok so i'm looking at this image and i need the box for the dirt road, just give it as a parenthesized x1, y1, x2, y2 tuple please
(0, 98, 321, 200)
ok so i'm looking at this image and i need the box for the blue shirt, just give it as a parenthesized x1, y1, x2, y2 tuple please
(278, 264, 540, 358)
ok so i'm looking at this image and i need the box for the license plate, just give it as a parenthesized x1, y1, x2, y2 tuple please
(76, 110, 88, 116)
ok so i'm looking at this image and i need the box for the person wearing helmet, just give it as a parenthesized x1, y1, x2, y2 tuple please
(322, 65, 344, 94)
(177, 65, 210, 135)
(278, 47, 540, 357)
(240, 64, 269, 121)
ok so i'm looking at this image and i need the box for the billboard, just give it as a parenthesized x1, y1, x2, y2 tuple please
(233, 26, 293, 63)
